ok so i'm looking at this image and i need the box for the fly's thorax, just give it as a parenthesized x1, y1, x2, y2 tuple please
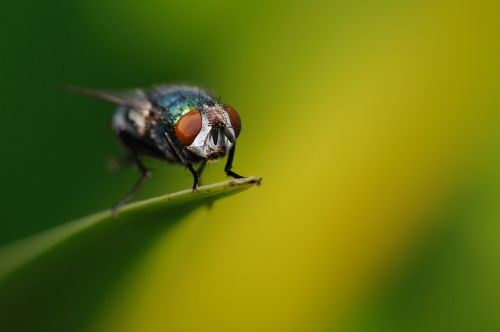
(174, 104, 241, 160)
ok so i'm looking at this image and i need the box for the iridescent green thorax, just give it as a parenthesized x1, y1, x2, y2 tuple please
(152, 85, 216, 124)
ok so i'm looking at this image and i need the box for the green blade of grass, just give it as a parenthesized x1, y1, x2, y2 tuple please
(0, 176, 261, 280)
(0, 177, 261, 332)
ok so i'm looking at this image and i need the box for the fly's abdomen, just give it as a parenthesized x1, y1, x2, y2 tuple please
(112, 106, 165, 159)
(112, 106, 134, 134)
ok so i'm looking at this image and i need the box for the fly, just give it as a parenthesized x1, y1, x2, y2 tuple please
(71, 84, 245, 213)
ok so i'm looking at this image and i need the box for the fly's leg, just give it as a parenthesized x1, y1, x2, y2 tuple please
(196, 160, 207, 186)
(163, 131, 189, 164)
(197, 160, 207, 176)
(112, 152, 151, 214)
(163, 132, 200, 191)
(111, 131, 152, 214)
(196, 160, 213, 209)
(225, 144, 244, 179)
(187, 163, 199, 191)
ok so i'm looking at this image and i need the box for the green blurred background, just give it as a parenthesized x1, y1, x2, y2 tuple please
(1, 0, 500, 331)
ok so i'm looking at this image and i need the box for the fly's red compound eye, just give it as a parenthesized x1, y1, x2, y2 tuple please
(175, 108, 202, 145)
(224, 104, 241, 137)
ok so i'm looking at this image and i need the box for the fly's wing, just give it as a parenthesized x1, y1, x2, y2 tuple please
(64, 85, 158, 113)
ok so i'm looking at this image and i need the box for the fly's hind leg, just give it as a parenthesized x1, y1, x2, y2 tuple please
(112, 135, 152, 214)
(111, 154, 150, 214)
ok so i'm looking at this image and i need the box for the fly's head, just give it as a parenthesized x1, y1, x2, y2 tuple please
(175, 104, 241, 160)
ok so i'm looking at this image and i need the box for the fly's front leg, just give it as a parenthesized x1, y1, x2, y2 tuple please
(163, 132, 199, 191)
(196, 160, 207, 186)
(187, 163, 200, 191)
(197, 160, 207, 177)
(163, 131, 189, 164)
(225, 143, 244, 179)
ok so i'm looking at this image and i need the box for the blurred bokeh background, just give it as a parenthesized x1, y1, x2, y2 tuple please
(1, 0, 499, 331)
